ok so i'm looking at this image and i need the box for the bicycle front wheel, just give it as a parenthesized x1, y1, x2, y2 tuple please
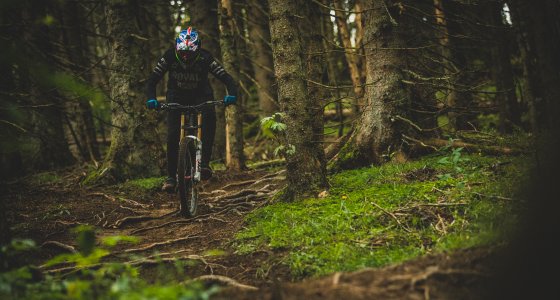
(177, 137, 199, 217)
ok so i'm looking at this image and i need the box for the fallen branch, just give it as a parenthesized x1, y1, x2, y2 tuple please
(54, 220, 87, 227)
(186, 275, 258, 290)
(126, 249, 191, 261)
(369, 198, 412, 233)
(471, 192, 513, 201)
(325, 128, 354, 161)
(41, 241, 77, 253)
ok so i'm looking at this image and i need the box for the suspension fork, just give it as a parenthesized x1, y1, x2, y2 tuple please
(180, 112, 203, 183)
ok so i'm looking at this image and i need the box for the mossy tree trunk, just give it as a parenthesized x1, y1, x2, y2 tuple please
(219, 0, 246, 171)
(94, 0, 162, 183)
(189, 0, 227, 163)
(248, 0, 278, 116)
(269, 0, 328, 200)
(331, 0, 431, 170)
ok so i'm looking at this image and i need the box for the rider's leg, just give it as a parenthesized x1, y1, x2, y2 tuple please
(166, 110, 181, 179)
(200, 106, 216, 180)
(163, 92, 181, 192)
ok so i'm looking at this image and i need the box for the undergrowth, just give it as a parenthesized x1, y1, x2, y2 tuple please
(234, 151, 529, 279)
(0, 226, 218, 300)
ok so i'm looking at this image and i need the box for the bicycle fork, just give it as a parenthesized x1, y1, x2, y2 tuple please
(181, 113, 203, 183)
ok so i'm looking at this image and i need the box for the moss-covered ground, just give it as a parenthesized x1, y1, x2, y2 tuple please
(234, 150, 529, 278)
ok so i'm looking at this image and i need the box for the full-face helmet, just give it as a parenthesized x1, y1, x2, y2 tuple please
(175, 27, 201, 62)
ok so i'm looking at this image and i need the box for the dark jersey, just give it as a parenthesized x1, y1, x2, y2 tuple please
(146, 48, 237, 100)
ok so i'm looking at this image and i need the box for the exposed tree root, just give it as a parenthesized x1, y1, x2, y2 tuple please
(246, 158, 285, 170)
(88, 192, 151, 209)
(221, 179, 259, 190)
(212, 189, 259, 202)
(110, 209, 178, 228)
(110, 215, 158, 228)
(122, 233, 203, 254)
(200, 189, 227, 197)
(118, 205, 149, 215)
(44, 253, 219, 276)
(129, 193, 270, 235)
(405, 136, 527, 155)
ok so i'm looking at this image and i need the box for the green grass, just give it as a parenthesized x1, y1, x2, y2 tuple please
(234, 152, 529, 278)
(121, 177, 166, 192)
(30, 171, 62, 185)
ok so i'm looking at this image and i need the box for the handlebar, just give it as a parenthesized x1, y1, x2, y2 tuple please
(159, 100, 223, 112)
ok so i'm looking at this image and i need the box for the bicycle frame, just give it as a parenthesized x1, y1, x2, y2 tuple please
(157, 100, 222, 217)
(162, 100, 222, 182)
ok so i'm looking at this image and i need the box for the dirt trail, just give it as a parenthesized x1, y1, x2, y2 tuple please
(3, 167, 514, 299)
(4, 168, 288, 287)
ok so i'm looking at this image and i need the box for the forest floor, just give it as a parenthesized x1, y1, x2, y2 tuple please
(2, 164, 528, 299)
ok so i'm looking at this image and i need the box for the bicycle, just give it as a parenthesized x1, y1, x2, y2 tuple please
(159, 100, 223, 218)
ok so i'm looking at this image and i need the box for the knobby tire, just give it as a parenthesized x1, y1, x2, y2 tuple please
(177, 138, 198, 217)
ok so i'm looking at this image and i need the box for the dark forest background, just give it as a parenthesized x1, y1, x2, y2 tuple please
(1, 0, 559, 220)
(1, 1, 560, 298)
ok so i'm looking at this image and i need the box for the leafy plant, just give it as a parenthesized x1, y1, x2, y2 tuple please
(436, 139, 470, 184)
(1, 227, 219, 299)
(260, 112, 296, 158)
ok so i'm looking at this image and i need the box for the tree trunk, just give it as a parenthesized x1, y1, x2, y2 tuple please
(60, 0, 100, 162)
(508, 0, 560, 133)
(94, 0, 162, 183)
(189, 0, 227, 164)
(24, 4, 75, 170)
(443, 1, 475, 131)
(233, 0, 256, 112)
(219, 0, 246, 171)
(486, 2, 520, 133)
(333, 0, 364, 114)
(321, 0, 344, 138)
(404, 0, 439, 134)
(331, 0, 423, 170)
(247, 0, 278, 116)
(269, 0, 328, 200)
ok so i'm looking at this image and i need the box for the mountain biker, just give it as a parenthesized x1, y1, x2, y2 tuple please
(145, 27, 238, 193)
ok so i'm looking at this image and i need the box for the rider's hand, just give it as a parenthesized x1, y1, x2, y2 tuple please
(146, 99, 159, 109)
(224, 95, 236, 106)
